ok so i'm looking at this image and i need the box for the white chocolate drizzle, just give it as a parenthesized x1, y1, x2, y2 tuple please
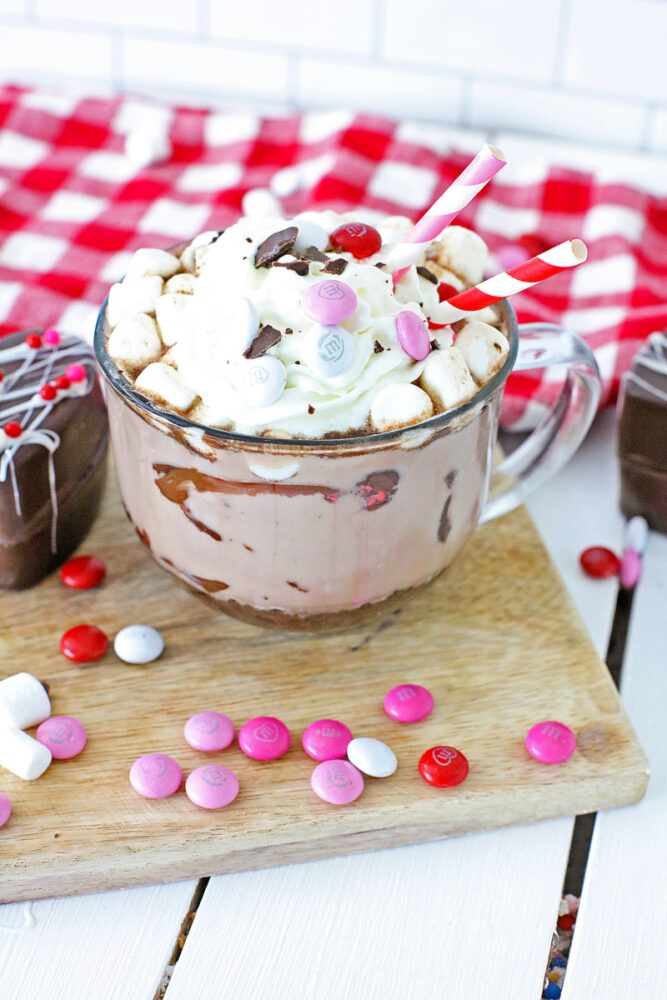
(625, 331, 667, 404)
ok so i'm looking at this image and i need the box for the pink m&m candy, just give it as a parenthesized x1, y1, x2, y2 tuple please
(186, 764, 239, 810)
(184, 711, 235, 752)
(238, 716, 290, 761)
(620, 548, 642, 589)
(311, 759, 364, 805)
(525, 721, 576, 764)
(36, 716, 87, 759)
(384, 684, 434, 724)
(302, 279, 357, 326)
(396, 311, 431, 361)
(302, 719, 353, 761)
(0, 792, 11, 829)
(129, 753, 182, 798)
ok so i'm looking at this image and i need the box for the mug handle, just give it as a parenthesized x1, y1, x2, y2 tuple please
(480, 323, 601, 523)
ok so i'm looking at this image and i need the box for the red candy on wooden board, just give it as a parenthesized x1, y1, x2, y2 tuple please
(330, 222, 382, 260)
(60, 555, 106, 589)
(60, 624, 109, 662)
(418, 745, 469, 788)
(579, 546, 620, 579)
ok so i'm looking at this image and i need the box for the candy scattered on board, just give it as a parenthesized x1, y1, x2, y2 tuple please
(238, 716, 291, 761)
(525, 721, 576, 764)
(114, 624, 164, 664)
(0, 672, 50, 729)
(185, 764, 240, 810)
(347, 737, 397, 778)
(59, 555, 106, 589)
(579, 546, 620, 579)
(418, 746, 469, 788)
(302, 719, 353, 761)
(0, 728, 52, 780)
(0, 791, 11, 827)
(383, 684, 434, 723)
(129, 753, 182, 799)
(36, 716, 87, 760)
(184, 712, 235, 752)
(311, 759, 364, 805)
(60, 624, 109, 663)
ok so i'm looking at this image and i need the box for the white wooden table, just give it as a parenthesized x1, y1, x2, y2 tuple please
(1, 408, 665, 1000)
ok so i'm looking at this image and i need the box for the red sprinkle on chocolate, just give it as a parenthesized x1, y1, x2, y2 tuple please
(0, 371, 4, 382)
(330, 222, 382, 260)
(60, 624, 109, 663)
(65, 363, 86, 383)
(60, 555, 106, 590)
(39, 384, 57, 401)
(25, 333, 42, 349)
(437, 282, 458, 302)
(579, 546, 620, 579)
(54, 375, 71, 390)
(44, 328, 61, 346)
(3, 421, 22, 438)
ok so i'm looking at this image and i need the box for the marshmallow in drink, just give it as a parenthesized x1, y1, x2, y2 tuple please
(155, 293, 195, 347)
(420, 348, 477, 410)
(108, 315, 163, 369)
(107, 276, 163, 327)
(236, 356, 287, 408)
(164, 273, 197, 295)
(135, 363, 196, 412)
(455, 321, 510, 383)
(125, 248, 180, 281)
(180, 231, 221, 273)
(371, 383, 433, 432)
(0, 727, 52, 780)
(435, 225, 488, 285)
(0, 672, 51, 730)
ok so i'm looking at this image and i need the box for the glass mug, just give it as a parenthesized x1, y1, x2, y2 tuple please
(95, 299, 600, 631)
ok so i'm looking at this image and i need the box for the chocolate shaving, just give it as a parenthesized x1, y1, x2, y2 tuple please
(243, 324, 282, 359)
(374, 261, 386, 269)
(301, 246, 329, 263)
(438, 494, 452, 543)
(430, 339, 440, 351)
(417, 265, 438, 285)
(324, 257, 347, 275)
(285, 327, 293, 335)
(373, 340, 385, 354)
(307, 404, 315, 414)
(254, 227, 297, 267)
(275, 259, 310, 276)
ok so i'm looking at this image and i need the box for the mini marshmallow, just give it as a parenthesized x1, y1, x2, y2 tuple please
(108, 314, 163, 369)
(107, 276, 163, 327)
(180, 231, 220, 273)
(248, 461, 299, 481)
(155, 292, 195, 347)
(0, 727, 52, 780)
(0, 672, 51, 730)
(371, 383, 434, 432)
(164, 273, 197, 295)
(125, 128, 171, 168)
(420, 347, 477, 411)
(455, 321, 510, 383)
(436, 225, 488, 285)
(135, 362, 196, 412)
(125, 248, 180, 281)
(242, 188, 281, 218)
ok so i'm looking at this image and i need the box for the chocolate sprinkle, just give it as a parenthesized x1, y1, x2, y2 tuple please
(254, 227, 297, 267)
(374, 261, 386, 269)
(301, 246, 329, 263)
(430, 339, 440, 351)
(243, 324, 282, 359)
(285, 327, 293, 335)
(417, 265, 438, 285)
(373, 340, 385, 354)
(438, 494, 452, 543)
(275, 259, 310, 276)
(324, 257, 347, 274)
(307, 404, 315, 414)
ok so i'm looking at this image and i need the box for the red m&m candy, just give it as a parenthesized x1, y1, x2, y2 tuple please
(330, 222, 382, 260)
(418, 745, 469, 787)
(60, 555, 106, 589)
(579, 546, 620, 579)
(60, 624, 109, 662)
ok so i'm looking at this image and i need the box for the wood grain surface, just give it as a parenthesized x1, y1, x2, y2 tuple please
(0, 459, 649, 904)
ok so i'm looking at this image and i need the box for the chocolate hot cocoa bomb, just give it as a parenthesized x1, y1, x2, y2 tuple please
(0, 330, 108, 589)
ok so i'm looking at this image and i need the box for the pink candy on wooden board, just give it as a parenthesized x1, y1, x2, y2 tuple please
(525, 721, 576, 764)
(185, 764, 239, 810)
(620, 548, 642, 589)
(396, 311, 431, 361)
(302, 719, 353, 761)
(35, 716, 87, 759)
(238, 716, 291, 761)
(184, 711, 235, 752)
(383, 684, 434, 723)
(129, 753, 182, 798)
(311, 759, 364, 805)
(0, 791, 10, 828)
(302, 279, 357, 326)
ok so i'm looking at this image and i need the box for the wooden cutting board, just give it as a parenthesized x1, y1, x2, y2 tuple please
(0, 460, 648, 904)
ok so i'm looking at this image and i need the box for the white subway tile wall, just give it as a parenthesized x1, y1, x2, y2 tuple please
(0, 0, 665, 152)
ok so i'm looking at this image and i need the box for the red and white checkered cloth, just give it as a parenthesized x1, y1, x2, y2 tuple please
(1, 83, 666, 429)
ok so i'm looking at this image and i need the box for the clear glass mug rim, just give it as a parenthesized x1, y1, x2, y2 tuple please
(94, 296, 519, 451)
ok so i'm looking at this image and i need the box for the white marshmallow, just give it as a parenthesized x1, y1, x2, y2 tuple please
(180, 231, 220, 273)
(455, 321, 510, 383)
(107, 276, 163, 326)
(242, 188, 281, 218)
(125, 128, 171, 167)
(370, 383, 434, 432)
(420, 347, 477, 410)
(436, 225, 488, 285)
(248, 461, 299, 481)
(108, 314, 163, 369)
(155, 293, 195, 347)
(293, 219, 329, 255)
(164, 273, 197, 295)
(135, 363, 196, 412)
(0, 727, 52, 780)
(125, 248, 180, 281)
(0, 672, 51, 730)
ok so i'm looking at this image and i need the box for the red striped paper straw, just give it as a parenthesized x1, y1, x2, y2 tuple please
(387, 143, 506, 277)
(434, 239, 588, 323)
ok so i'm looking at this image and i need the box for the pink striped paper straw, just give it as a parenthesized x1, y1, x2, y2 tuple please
(434, 239, 588, 324)
(387, 143, 506, 277)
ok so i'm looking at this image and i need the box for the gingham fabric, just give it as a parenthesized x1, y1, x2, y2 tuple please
(1, 83, 666, 429)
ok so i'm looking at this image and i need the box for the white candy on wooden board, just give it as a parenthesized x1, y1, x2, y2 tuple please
(0, 727, 52, 780)
(0, 672, 51, 730)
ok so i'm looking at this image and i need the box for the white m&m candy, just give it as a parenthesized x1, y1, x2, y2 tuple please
(302, 279, 357, 326)
(307, 325, 357, 380)
(114, 625, 164, 664)
(236, 356, 286, 408)
(347, 737, 397, 778)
